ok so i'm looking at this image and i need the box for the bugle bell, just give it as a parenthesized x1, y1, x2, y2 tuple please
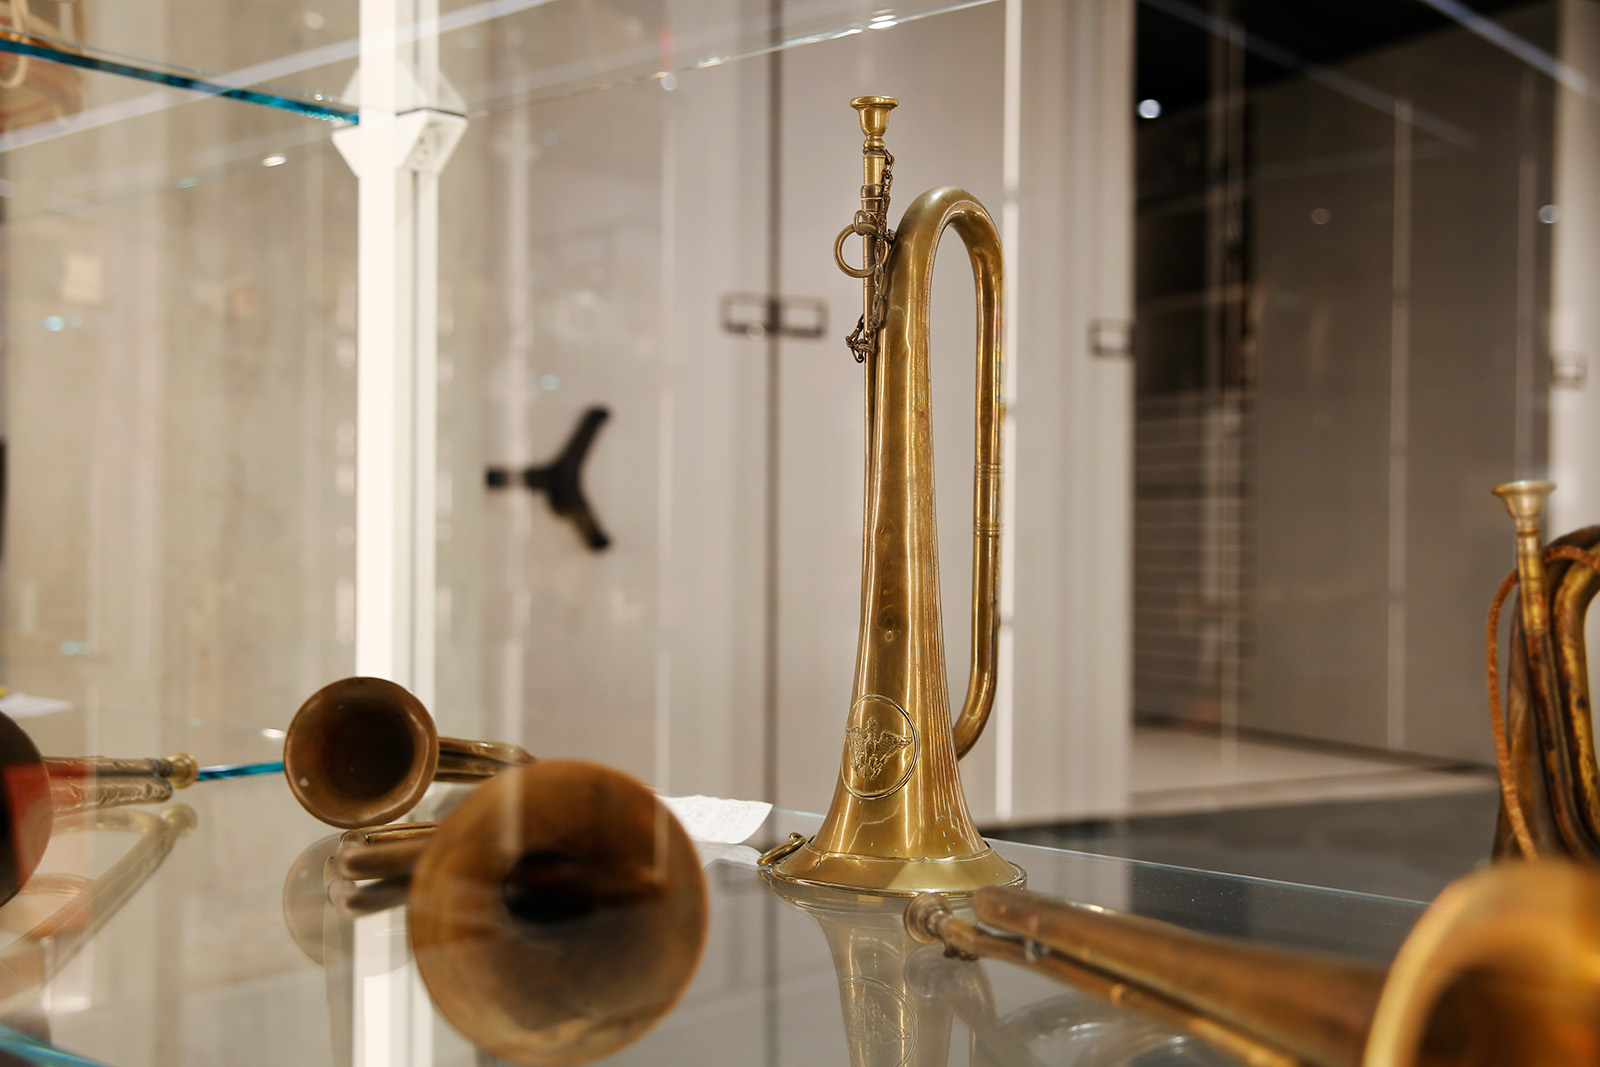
(0, 710, 196, 906)
(765, 95, 1021, 896)
(907, 862, 1600, 1066)
(325, 760, 707, 1067)
(1485, 481, 1600, 862)
(283, 676, 531, 828)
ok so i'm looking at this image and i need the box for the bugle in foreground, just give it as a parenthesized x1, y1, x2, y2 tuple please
(283, 676, 531, 828)
(907, 863, 1600, 1066)
(1486, 481, 1600, 862)
(765, 94, 1021, 897)
(322, 760, 707, 1067)
(0, 711, 195, 905)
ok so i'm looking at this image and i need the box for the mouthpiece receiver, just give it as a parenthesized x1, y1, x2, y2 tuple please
(851, 96, 897, 141)
(1492, 480, 1555, 532)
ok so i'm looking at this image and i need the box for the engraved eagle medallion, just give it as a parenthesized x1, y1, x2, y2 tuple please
(841, 694, 919, 799)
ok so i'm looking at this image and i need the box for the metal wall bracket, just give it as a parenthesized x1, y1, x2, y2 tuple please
(486, 407, 612, 552)
(721, 293, 828, 339)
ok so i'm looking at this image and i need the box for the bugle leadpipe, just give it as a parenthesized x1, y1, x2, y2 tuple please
(907, 864, 1600, 1067)
(0, 711, 195, 905)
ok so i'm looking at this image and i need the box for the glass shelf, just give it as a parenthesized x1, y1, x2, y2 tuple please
(0, 0, 1002, 134)
(0, 773, 1426, 1067)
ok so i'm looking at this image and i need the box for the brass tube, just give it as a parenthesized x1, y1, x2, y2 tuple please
(908, 863, 1600, 1067)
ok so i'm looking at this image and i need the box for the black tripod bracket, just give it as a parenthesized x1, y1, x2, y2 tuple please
(485, 406, 612, 551)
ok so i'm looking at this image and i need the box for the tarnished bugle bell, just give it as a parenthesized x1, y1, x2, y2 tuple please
(0, 711, 196, 906)
(908, 862, 1600, 1066)
(328, 761, 708, 1067)
(1485, 481, 1600, 862)
(283, 676, 531, 829)
(764, 96, 1022, 896)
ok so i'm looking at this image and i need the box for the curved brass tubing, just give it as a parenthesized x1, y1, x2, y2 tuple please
(908, 862, 1600, 1067)
(324, 761, 707, 1067)
(1486, 481, 1600, 861)
(0, 711, 195, 906)
(767, 95, 1021, 897)
(283, 676, 531, 829)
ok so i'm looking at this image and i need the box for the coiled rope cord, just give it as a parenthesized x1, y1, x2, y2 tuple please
(1486, 544, 1600, 859)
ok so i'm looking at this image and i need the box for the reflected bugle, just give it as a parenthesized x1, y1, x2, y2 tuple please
(283, 676, 531, 829)
(0, 806, 195, 1009)
(907, 863, 1600, 1067)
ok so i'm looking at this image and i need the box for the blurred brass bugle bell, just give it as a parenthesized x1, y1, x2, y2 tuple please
(908, 861, 1600, 1066)
(764, 95, 1021, 897)
(0, 710, 196, 906)
(1486, 481, 1600, 862)
(283, 676, 531, 828)
(325, 760, 708, 1067)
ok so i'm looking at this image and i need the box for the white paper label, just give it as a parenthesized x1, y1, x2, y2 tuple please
(659, 794, 773, 845)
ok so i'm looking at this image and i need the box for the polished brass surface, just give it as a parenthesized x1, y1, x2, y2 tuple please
(907, 862, 1600, 1067)
(0, 806, 194, 1010)
(0, 710, 195, 907)
(327, 761, 708, 1067)
(283, 676, 532, 829)
(1486, 481, 1600, 861)
(768, 96, 1021, 896)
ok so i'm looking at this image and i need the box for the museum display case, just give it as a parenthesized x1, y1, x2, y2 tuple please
(0, 0, 1594, 1062)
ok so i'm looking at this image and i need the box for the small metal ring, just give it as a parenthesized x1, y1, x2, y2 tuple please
(834, 225, 874, 279)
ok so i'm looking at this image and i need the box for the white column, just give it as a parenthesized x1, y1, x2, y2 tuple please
(336, 0, 465, 706)
(1549, 0, 1600, 532)
(336, 3, 464, 1065)
(1007, 0, 1135, 821)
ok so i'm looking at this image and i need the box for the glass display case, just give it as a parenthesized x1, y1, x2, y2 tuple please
(0, 0, 1594, 1063)
(0, 773, 1428, 1067)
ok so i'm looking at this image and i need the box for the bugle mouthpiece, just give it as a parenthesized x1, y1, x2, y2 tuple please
(851, 96, 897, 141)
(1492, 480, 1555, 530)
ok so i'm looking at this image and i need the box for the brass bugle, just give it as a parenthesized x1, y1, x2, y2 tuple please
(907, 863, 1600, 1066)
(767, 95, 1021, 896)
(0, 806, 195, 1012)
(283, 676, 531, 829)
(1486, 482, 1600, 861)
(0, 711, 195, 906)
(328, 760, 708, 1067)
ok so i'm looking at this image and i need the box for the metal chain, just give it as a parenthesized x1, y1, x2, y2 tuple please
(845, 148, 895, 364)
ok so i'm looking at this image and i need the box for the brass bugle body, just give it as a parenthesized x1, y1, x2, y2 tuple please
(766, 95, 1021, 897)
(0, 710, 195, 906)
(283, 676, 531, 829)
(319, 760, 708, 1067)
(1486, 481, 1600, 862)
(907, 862, 1600, 1066)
